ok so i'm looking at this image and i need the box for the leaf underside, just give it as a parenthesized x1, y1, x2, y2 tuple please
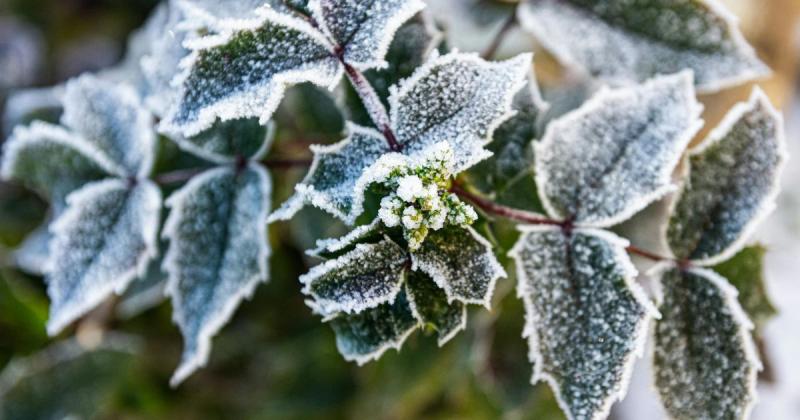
(536, 72, 701, 227)
(654, 267, 759, 420)
(667, 89, 784, 264)
(163, 165, 272, 386)
(517, 0, 769, 92)
(510, 227, 653, 420)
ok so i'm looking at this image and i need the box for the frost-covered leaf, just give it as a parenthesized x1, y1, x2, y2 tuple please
(390, 52, 530, 171)
(270, 123, 390, 223)
(2, 85, 62, 136)
(653, 266, 759, 420)
(410, 226, 505, 307)
(713, 245, 777, 330)
(170, 117, 274, 164)
(177, 0, 280, 30)
(46, 179, 162, 335)
(329, 290, 418, 365)
(161, 7, 341, 136)
(61, 75, 156, 178)
(311, 0, 425, 69)
(307, 218, 382, 258)
(163, 164, 271, 386)
(405, 270, 465, 346)
(0, 334, 139, 420)
(666, 88, 786, 265)
(301, 237, 407, 316)
(1, 122, 112, 209)
(12, 224, 51, 275)
(509, 226, 657, 420)
(517, 0, 769, 93)
(535, 72, 702, 227)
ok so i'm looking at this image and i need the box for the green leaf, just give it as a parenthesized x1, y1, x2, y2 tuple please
(0, 334, 139, 420)
(667, 88, 787, 264)
(46, 179, 162, 336)
(410, 226, 506, 307)
(301, 237, 408, 316)
(713, 245, 777, 330)
(170, 117, 274, 164)
(517, 0, 769, 92)
(405, 270, 466, 346)
(163, 164, 272, 386)
(653, 266, 760, 420)
(509, 226, 657, 420)
(535, 72, 702, 227)
(329, 290, 418, 365)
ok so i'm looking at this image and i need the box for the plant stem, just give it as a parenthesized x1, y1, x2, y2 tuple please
(482, 9, 517, 60)
(154, 159, 312, 186)
(337, 54, 403, 152)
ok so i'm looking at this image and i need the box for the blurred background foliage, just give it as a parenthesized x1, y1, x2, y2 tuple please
(0, 0, 798, 419)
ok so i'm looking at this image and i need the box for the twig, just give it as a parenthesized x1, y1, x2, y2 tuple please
(481, 9, 517, 60)
(451, 183, 561, 226)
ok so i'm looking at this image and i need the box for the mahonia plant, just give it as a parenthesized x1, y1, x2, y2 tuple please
(0, 0, 788, 419)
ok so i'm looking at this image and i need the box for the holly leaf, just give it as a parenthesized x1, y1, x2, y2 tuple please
(410, 226, 505, 307)
(329, 290, 418, 365)
(46, 179, 162, 335)
(311, 0, 425, 70)
(405, 270, 466, 346)
(653, 266, 760, 420)
(713, 245, 777, 330)
(509, 226, 657, 420)
(2, 86, 62, 136)
(306, 217, 382, 258)
(666, 88, 786, 265)
(535, 72, 702, 227)
(61, 75, 156, 178)
(517, 0, 769, 93)
(177, 0, 285, 31)
(162, 164, 272, 386)
(390, 52, 531, 171)
(161, 7, 342, 137)
(301, 237, 408, 316)
(170, 117, 274, 164)
(2, 122, 113, 210)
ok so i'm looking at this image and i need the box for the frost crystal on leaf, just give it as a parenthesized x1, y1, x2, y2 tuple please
(162, 165, 272, 386)
(410, 226, 505, 307)
(666, 88, 786, 265)
(177, 0, 278, 30)
(390, 52, 531, 171)
(405, 270, 466, 346)
(310, 0, 425, 70)
(61, 75, 156, 178)
(161, 7, 341, 137)
(509, 226, 657, 420)
(307, 218, 382, 259)
(517, 0, 770, 93)
(46, 179, 162, 336)
(535, 72, 702, 227)
(329, 290, 418, 365)
(653, 266, 760, 420)
(300, 238, 408, 316)
(170, 117, 274, 164)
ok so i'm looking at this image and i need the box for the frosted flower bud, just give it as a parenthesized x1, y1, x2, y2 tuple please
(402, 206, 422, 229)
(379, 195, 402, 227)
(396, 175, 425, 202)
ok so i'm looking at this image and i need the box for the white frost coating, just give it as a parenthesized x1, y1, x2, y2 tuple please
(309, 0, 426, 70)
(535, 71, 703, 227)
(664, 87, 788, 266)
(160, 6, 342, 137)
(389, 52, 531, 171)
(410, 226, 506, 308)
(61, 75, 157, 178)
(162, 164, 272, 386)
(45, 179, 162, 336)
(517, 0, 769, 93)
(268, 123, 390, 224)
(1, 121, 123, 186)
(307, 218, 382, 258)
(176, 0, 274, 32)
(651, 264, 761, 420)
(508, 226, 658, 420)
(299, 238, 407, 315)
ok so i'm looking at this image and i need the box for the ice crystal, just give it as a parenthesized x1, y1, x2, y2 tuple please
(163, 165, 272, 386)
(653, 266, 760, 420)
(509, 227, 657, 420)
(517, 0, 769, 93)
(535, 72, 702, 227)
(666, 88, 786, 265)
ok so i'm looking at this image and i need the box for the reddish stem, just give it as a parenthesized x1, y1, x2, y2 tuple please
(451, 183, 562, 226)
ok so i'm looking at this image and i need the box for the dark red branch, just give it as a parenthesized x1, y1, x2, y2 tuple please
(451, 183, 562, 226)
